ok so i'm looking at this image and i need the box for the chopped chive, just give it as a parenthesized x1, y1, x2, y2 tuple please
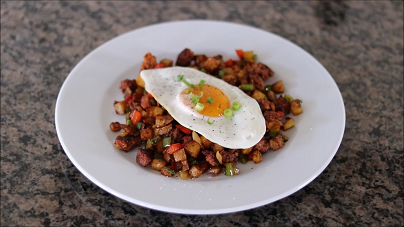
(184, 88, 190, 93)
(201, 68, 206, 73)
(232, 101, 241, 111)
(126, 120, 133, 125)
(284, 95, 293, 102)
(224, 109, 234, 118)
(164, 166, 175, 174)
(218, 70, 225, 78)
(240, 84, 254, 91)
(136, 122, 142, 130)
(199, 79, 205, 87)
(207, 97, 214, 104)
(195, 103, 205, 112)
(178, 74, 196, 89)
(207, 118, 215, 125)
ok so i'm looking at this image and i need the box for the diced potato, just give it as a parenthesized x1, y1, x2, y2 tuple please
(269, 135, 285, 151)
(153, 124, 172, 136)
(200, 135, 212, 149)
(267, 90, 276, 101)
(271, 121, 283, 133)
(291, 99, 303, 115)
(207, 167, 222, 176)
(155, 140, 163, 152)
(272, 80, 284, 93)
(155, 115, 173, 127)
(140, 128, 153, 140)
(173, 148, 187, 162)
(212, 143, 224, 152)
(216, 151, 223, 164)
(151, 159, 166, 171)
(223, 67, 233, 75)
(113, 101, 127, 115)
(181, 160, 189, 171)
(159, 59, 173, 67)
(243, 51, 255, 63)
(202, 57, 220, 72)
(178, 170, 190, 180)
(237, 69, 248, 84)
(163, 151, 172, 162)
(234, 167, 240, 175)
(252, 90, 267, 100)
(283, 118, 295, 131)
(241, 147, 253, 155)
(146, 106, 164, 117)
(110, 122, 121, 132)
(222, 74, 238, 86)
(192, 131, 201, 145)
(251, 150, 262, 164)
(136, 75, 145, 88)
(189, 165, 203, 178)
(184, 141, 201, 158)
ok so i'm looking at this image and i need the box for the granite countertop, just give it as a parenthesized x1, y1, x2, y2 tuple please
(1, 1, 403, 226)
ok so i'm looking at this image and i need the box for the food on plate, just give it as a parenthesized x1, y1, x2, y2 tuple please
(110, 49, 303, 179)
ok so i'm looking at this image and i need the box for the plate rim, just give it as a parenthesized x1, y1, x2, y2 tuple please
(55, 20, 346, 215)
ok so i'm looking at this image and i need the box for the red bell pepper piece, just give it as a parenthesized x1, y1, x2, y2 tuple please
(130, 110, 142, 125)
(175, 125, 192, 135)
(124, 94, 133, 103)
(154, 63, 164, 69)
(147, 93, 153, 98)
(235, 49, 244, 59)
(225, 59, 234, 67)
(166, 143, 183, 155)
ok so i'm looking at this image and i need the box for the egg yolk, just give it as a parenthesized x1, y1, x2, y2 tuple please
(181, 85, 231, 117)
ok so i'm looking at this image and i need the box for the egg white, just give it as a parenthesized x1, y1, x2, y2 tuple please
(140, 67, 266, 149)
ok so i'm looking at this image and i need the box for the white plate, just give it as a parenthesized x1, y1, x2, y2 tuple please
(55, 20, 345, 215)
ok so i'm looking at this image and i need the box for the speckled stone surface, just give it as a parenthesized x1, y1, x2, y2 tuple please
(1, 1, 403, 226)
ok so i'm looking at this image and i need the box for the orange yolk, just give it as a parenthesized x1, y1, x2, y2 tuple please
(181, 85, 230, 117)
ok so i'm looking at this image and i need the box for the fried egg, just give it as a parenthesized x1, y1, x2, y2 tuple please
(140, 67, 265, 149)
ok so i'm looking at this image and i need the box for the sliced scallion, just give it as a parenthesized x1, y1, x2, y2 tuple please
(136, 122, 142, 130)
(177, 74, 196, 89)
(284, 95, 293, 102)
(207, 118, 215, 125)
(207, 97, 214, 104)
(224, 109, 234, 118)
(199, 79, 205, 87)
(195, 103, 205, 112)
(164, 166, 175, 175)
(201, 68, 206, 73)
(126, 120, 133, 125)
(240, 84, 254, 91)
(218, 70, 225, 78)
(232, 101, 241, 111)
(189, 93, 200, 104)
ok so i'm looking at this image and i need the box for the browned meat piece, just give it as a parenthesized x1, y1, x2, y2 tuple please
(273, 96, 291, 115)
(263, 111, 284, 122)
(202, 150, 219, 166)
(142, 116, 155, 125)
(253, 63, 274, 81)
(212, 55, 223, 60)
(154, 124, 173, 136)
(182, 135, 193, 144)
(136, 148, 154, 166)
(170, 128, 184, 143)
(219, 150, 238, 165)
(201, 57, 220, 73)
(236, 69, 249, 85)
(189, 162, 210, 178)
(120, 79, 137, 93)
(140, 95, 150, 109)
(257, 99, 275, 111)
(155, 115, 174, 127)
(115, 135, 141, 152)
(120, 124, 140, 136)
(195, 55, 208, 67)
(141, 53, 157, 70)
(110, 122, 121, 132)
(149, 97, 157, 106)
(249, 73, 265, 91)
(140, 128, 153, 140)
(176, 48, 194, 66)
(254, 139, 270, 154)
(161, 166, 174, 177)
